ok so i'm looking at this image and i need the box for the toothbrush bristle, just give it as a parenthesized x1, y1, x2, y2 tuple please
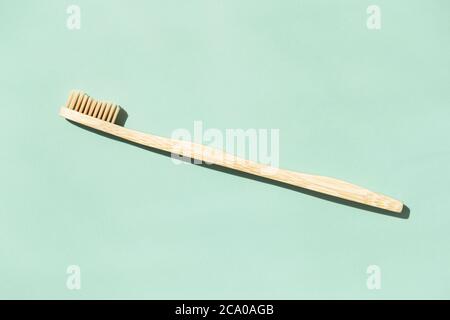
(65, 90, 121, 124)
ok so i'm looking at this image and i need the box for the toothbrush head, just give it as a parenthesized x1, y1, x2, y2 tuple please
(64, 90, 121, 124)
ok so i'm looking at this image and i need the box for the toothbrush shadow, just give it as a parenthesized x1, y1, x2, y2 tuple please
(67, 112, 410, 219)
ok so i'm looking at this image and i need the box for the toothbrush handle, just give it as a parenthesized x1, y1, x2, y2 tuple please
(60, 108, 403, 213)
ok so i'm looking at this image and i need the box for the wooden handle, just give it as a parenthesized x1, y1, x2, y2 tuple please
(60, 107, 403, 213)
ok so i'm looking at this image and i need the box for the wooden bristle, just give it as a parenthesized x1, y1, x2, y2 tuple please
(64, 90, 122, 124)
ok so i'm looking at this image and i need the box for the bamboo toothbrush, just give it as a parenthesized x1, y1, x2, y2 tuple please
(59, 90, 403, 213)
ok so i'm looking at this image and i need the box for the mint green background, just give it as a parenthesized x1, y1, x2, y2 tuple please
(1, 0, 449, 299)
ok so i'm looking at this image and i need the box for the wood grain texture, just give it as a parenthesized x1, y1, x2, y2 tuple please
(59, 107, 403, 213)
